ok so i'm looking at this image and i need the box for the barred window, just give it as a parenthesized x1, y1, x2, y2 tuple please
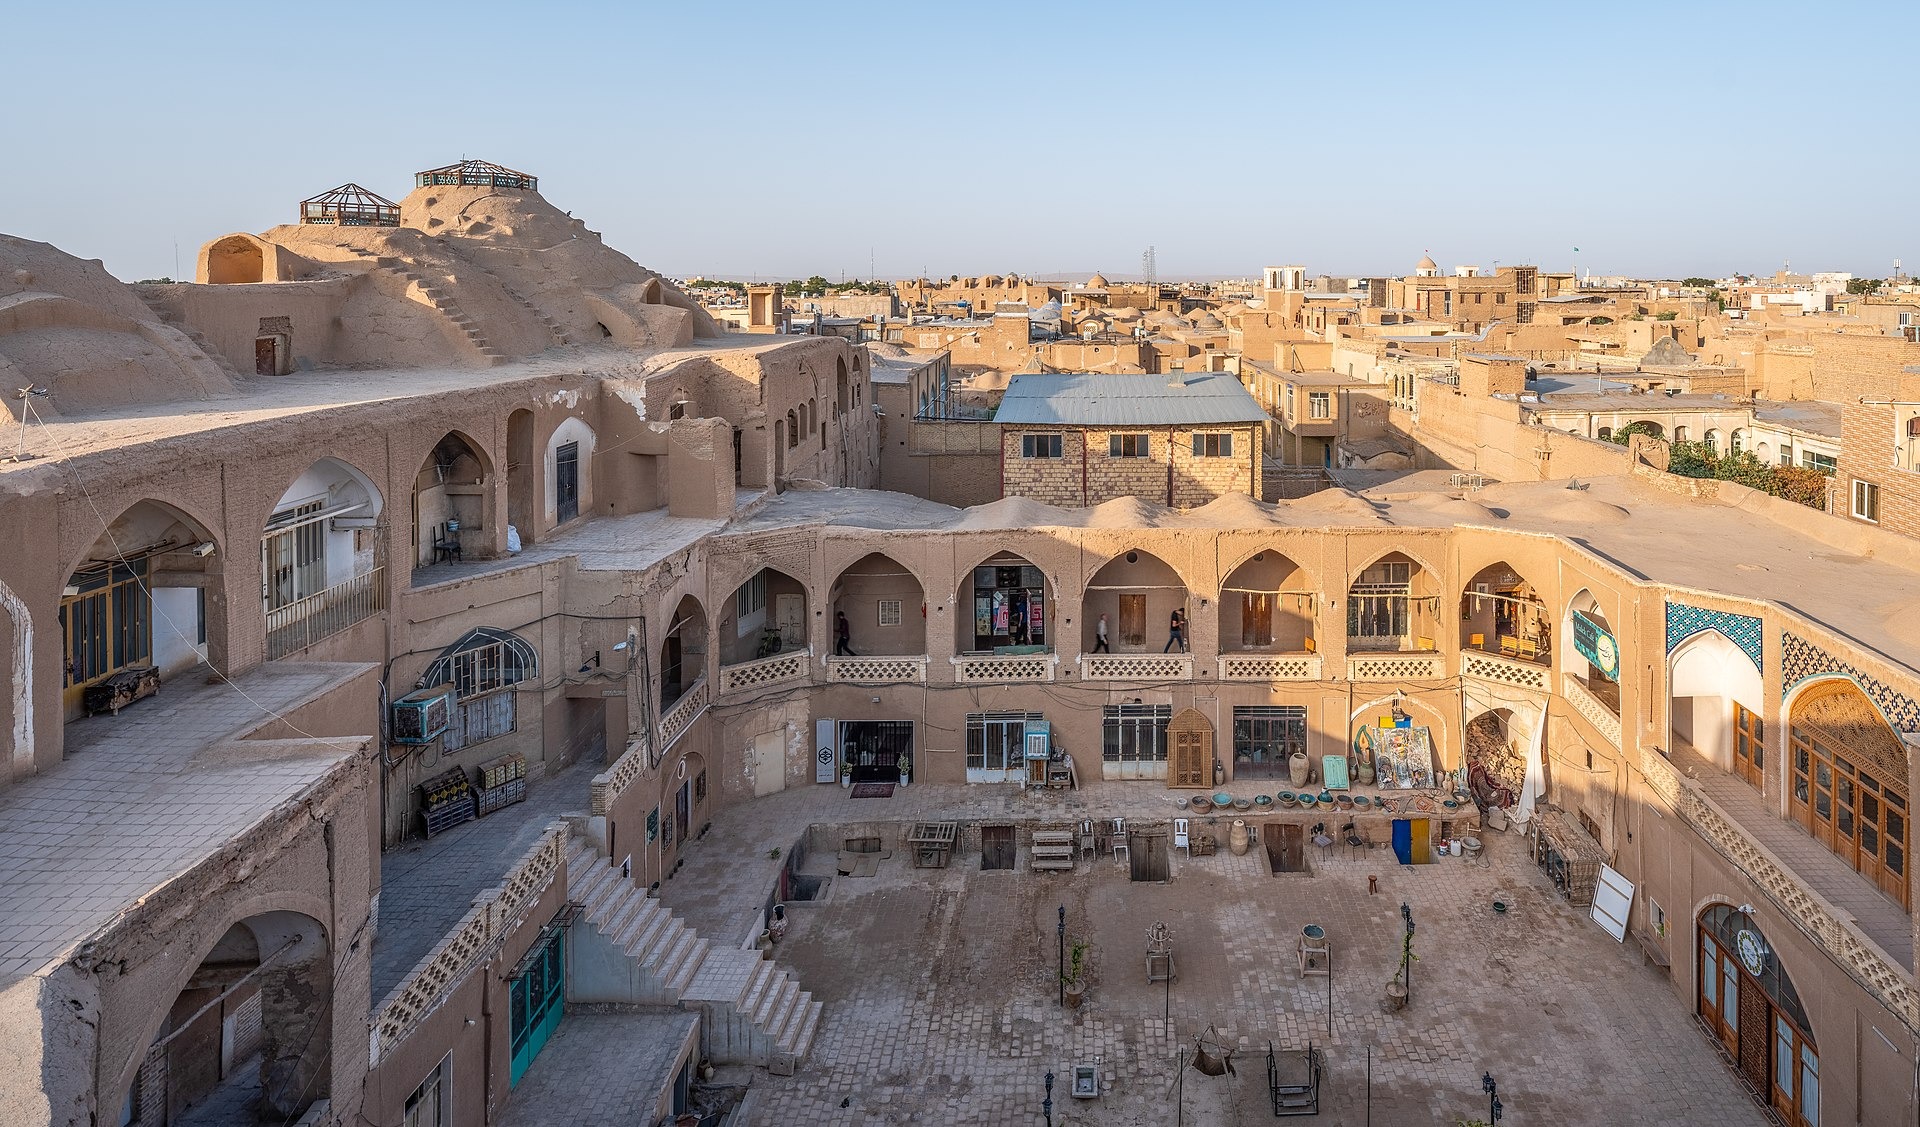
(967, 711, 1042, 770)
(878, 599, 903, 627)
(422, 628, 537, 751)
(1103, 704, 1171, 762)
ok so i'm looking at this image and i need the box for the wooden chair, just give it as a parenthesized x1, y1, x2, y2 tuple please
(1499, 634, 1520, 657)
(1078, 820, 1097, 861)
(1469, 633, 1485, 650)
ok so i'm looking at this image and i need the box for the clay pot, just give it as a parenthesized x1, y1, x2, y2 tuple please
(1386, 981, 1408, 1011)
(1065, 980, 1086, 1008)
(1288, 752, 1310, 788)
(1229, 819, 1251, 856)
(1357, 759, 1376, 786)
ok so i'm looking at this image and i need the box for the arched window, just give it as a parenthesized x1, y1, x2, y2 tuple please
(422, 627, 537, 750)
(1597, 426, 1613, 440)
(786, 411, 799, 448)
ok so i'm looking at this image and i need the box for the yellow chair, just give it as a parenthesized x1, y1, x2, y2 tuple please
(1470, 633, 1485, 650)
(1499, 635, 1520, 657)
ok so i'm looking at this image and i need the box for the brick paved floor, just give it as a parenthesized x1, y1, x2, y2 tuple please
(371, 755, 599, 999)
(742, 830, 1770, 1126)
(0, 663, 360, 982)
(497, 1010, 698, 1127)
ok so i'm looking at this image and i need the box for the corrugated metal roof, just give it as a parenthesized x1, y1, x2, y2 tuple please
(993, 373, 1269, 426)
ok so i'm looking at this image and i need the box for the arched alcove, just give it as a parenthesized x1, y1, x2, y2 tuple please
(1218, 550, 1314, 653)
(1083, 548, 1189, 653)
(1668, 629, 1763, 778)
(829, 553, 925, 656)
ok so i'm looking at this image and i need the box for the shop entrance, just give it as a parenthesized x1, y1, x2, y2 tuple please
(968, 559, 1046, 650)
(842, 720, 912, 783)
(1696, 905, 1817, 1126)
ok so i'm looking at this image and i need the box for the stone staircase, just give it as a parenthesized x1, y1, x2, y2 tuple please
(362, 253, 508, 366)
(564, 838, 822, 1071)
(465, 258, 576, 348)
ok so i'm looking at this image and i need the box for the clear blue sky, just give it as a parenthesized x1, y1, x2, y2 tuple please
(1, 1, 1911, 283)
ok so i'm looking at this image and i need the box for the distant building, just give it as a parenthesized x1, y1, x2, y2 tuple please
(993, 373, 1267, 507)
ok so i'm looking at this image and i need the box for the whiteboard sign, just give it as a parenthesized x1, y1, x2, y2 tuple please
(1591, 863, 1633, 943)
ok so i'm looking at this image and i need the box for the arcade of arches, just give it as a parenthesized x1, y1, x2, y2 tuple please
(1787, 680, 1909, 908)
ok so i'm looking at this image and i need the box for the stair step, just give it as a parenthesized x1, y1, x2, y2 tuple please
(623, 904, 674, 956)
(739, 960, 779, 1015)
(778, 991, 816, 1047)
(644, 924, 692, 972)
(666, 937, 711, 995)
(787, 999, 823, 1059)
(762, 984, 801, 1043)
(601, 889, 650, 936)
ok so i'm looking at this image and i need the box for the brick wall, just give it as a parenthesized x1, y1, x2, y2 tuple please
(1000, 425, 1260, 508)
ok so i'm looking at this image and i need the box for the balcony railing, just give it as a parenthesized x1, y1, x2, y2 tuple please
(1219, 653, 1322, 681)
(1462, 651, 1550, 691)
(952, 651, 1055, 683)
(1348, 652, 1443, 681)
(1562, 673, 1622, 748)
(658, 676, 709, 751)
(717, 647, 812, 695)
(825, 655, 928, 684)
(1081, 652, 1193, 681)
(265, 567, 385, 660)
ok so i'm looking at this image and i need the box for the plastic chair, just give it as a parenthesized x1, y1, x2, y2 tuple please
(1111, 818, 1129, 863)
(1174, 818, 1190, 858)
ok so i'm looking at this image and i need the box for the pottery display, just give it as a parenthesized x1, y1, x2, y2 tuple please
(1288, 752, 1310, 788)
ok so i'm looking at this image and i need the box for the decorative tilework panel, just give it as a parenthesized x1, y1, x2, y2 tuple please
(1665, 603, 1763, 673)
(1781, 632, 1920, 732)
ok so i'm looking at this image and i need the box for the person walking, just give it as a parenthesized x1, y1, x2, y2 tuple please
(1094, 613, 1111, 653)
(1164, 607, 1187, 653)
(835, 610, 855, 656)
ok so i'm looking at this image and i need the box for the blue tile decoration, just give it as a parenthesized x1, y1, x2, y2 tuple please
(1781, 632, 1920, 732)
(1665, 602, 1763, 673)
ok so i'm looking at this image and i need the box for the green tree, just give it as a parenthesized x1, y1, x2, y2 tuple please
(1846, 278, 1884, 294)
(1680, 277, 1716, 289)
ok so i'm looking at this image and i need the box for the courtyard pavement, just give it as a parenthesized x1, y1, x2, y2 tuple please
(498, 1010, 698, 1127)
(728, 825, 1769, 1126)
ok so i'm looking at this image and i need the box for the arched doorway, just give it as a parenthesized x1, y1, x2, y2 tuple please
(1697, 905, 1818, 1125)
(1464, 708, 1525, 810)
(422, 627, 537, 753)
(205, 235, 264, 285)
(958, 552, 1051, 652)
(1459, 561, 1549, 663)
(1785, 679, 1910, 906)
(1561, 588, 1621, 716)
(1083, 548, 1189, 653)
(670, 749, 706, 850)
(1217, 549, 1314, 654)
(1347, 551, 1438, 653)
(1668, 630, 1763, 782)
(660, 596, 707, 711)
(721, 567, 808, 665)
(121, 911, 331, 1124)
(60, 500, 220, 719)
(506, 409, 537, 548)
(262, 458, 383, 660)
(544, 417, 594, 527)
(829, 553, 925, 657)
(411, 431, 492, 571)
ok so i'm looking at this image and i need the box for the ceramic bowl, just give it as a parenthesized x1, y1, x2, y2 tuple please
(1233, 798, 1252, 811)
(1253, 795, 1273, 807)
(1298, 794, 1317, 808)
(1211, 792, 1233, 808)
(1278, 792, 1298, 807)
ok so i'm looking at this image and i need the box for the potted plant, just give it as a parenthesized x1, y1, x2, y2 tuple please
(1063, 940, 1090, 1008)
(897, 752, 912, 787)
(840, 761, 852, 788)
(1385, 918, 1417, 1010)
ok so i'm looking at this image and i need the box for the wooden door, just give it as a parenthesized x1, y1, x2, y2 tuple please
(1129, 831, 1169, 882)
(1733, 704, 1764, 789)
(1699, 930, 1739, 1056)
(776, 593, 805, 647)
(1118, 593, 1146, 648)
(1241, 592, 1272, 648)
(1170, 728, 1209, 789)
(254, 336, 277, 376)
(752, 731, 786, 797)
(1409, 818, 1430, 864)
(981, 825, 1015, 871)
(1265, 823, 1305, 874)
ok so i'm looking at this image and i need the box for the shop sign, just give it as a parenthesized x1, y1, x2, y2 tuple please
(1571, 611, 1621, 681)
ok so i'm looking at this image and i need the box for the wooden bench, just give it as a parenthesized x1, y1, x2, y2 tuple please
(1633, 930, 1672, 971)
(1031, 829, 1075, 871)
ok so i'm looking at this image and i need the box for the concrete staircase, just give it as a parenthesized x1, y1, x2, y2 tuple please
(564, 838, 822, 1071)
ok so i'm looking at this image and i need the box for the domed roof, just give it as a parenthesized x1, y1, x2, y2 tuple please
(1109, 307, 1143, 322)
(1193, 312, 1225, 330)
(1417, 253, 1438, 271)
(1086, 272, 1109, 288)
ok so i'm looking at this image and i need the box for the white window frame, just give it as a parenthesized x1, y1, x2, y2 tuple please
(1852, 478, 1879, 523)
(736, 572, 768, 620)
(1308, 392, 1331, 420)
(877, 599, 903, 627)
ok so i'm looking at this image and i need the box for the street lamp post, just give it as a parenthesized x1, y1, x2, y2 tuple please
(1043, 1071, 1055, 1126)
(1482, 1071, 1502, 1123)
(1057, 905, 1066, 1007)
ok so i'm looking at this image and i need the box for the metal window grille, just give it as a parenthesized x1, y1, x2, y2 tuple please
(1102, 704, 1171, 762)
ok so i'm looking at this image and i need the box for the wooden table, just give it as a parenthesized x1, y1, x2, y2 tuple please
(907, 821, 958, 869)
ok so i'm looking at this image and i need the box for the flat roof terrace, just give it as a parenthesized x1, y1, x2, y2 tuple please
(0, 663, 370, 982)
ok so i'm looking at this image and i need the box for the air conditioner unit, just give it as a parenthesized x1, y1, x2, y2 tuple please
(392, 684, 455, 745)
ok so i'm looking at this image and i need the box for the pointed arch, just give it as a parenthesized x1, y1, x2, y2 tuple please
(1084, 547, 1191, 652)
(829, 552, 926, 656)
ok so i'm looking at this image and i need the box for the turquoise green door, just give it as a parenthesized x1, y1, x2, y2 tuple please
(509, 930, 565, 1086)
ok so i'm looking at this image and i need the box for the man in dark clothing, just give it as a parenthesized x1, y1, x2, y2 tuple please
(835, 610, 855, 656)
(1164, 608, 1187, 653)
